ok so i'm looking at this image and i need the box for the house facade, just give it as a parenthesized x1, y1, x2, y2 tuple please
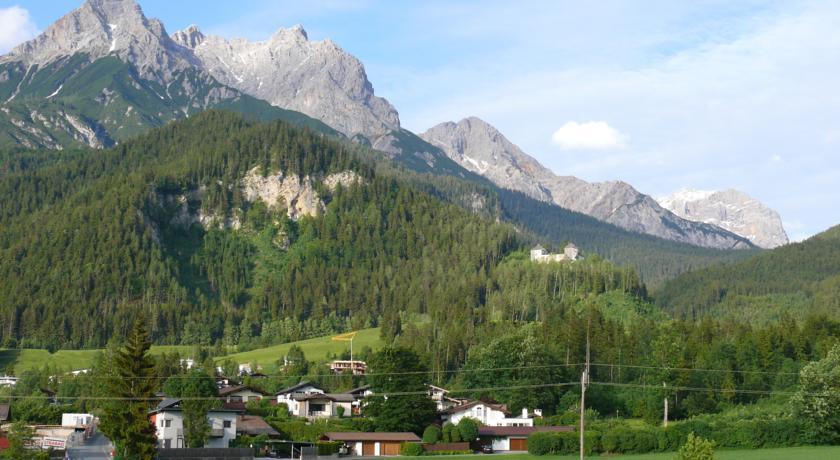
(218, 385, 267, 403)
(291, 393, 355, 419)
(441, 401, 535, 427)
(426, 385, 468, 411)
(150, 399, 238, 449)
(276, 381, 326, 414)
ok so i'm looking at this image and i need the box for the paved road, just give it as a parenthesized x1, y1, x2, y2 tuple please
(66, 432, 113, 459)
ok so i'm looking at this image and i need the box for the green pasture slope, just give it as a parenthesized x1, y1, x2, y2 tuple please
(217, 327, 382, 372)
(0, 328, 382, 373)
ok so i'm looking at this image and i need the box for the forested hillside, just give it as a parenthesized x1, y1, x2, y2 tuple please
(0, 111, 648, 351)
(656, 225, 840, 323)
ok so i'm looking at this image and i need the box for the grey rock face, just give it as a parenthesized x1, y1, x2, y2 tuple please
(421, 117, 753, 249)
(658, 189, 789, 248)
(1, 0, 196, 83)
(172, 25, 400, 141)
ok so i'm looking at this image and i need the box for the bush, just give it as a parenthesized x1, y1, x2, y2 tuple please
(422, 425, 441, 444)
(441, 423, 454, 443)
(601, 426, 656, 454)
(401, 442, 425, 456)
(457, 418, 479, 443)
(527, 431, 580, 455)
(675, 433, 715, 460)
(316, 441, 342, 456)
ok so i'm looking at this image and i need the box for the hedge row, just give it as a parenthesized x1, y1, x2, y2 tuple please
(529, 416, 819, 456)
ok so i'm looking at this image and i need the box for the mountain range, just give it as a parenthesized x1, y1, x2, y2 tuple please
(0, 0, 786, 251)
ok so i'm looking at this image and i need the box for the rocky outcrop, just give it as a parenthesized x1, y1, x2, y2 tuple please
(421, 117, 753, 250)
(172, 24, 400, 141)
(658, 189, 789, 248)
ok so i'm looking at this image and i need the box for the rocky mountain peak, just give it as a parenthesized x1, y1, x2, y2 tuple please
(658, 188, 789, 248)
(172, 24, 205, 49)
(180, 26, 401, 140)
(1, 0, 194, 83)
(422, 117, 753, 250)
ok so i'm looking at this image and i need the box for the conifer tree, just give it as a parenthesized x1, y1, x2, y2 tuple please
(99, 316, 158, 459)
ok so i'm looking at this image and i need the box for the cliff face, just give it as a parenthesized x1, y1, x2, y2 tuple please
(658, 189, 789, 248)
(422, 117, 754, 250)
(172, 24, 401, 142)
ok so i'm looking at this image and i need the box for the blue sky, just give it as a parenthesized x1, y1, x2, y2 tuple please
(2, 0, 839, 240)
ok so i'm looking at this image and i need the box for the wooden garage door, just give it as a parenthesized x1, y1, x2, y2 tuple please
(381, 442, 402, 456)
(510, 438, 528, 451)
(362, 442, 376, 456)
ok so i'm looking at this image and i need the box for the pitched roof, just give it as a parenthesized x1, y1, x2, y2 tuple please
(276, 381, 324, 395)
(218, 385, 268, 397)
(294, 393, 355, 403)
(152, 398, 241, 414)
(531, 244, 545, 251)
(478, 426, 573, 437)
(441, 399, 510, 416)
(345, 384, 371, 395)
(236, 415, 281, 437)
(323, 432, 421, 442)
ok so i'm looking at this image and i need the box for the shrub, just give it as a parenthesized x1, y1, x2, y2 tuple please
(316, 441, 342, 456)
(336, 405, 345, 418)
(422, 425, 441, 444)
(441, 423, 454, 443)
(457, 418, 479, 443)
(401, 442, 425, 456)
(675, 433, 716, 460)
(527, 431, 580, 455)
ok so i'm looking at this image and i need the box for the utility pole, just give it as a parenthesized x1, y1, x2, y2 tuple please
(580, 318, 590, 460)
(663, 382, 668, 427)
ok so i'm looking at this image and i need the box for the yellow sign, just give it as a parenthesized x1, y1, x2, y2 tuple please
(331, 331, 358, 341)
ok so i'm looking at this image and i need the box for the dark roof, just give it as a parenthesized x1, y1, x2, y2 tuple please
(442, 399, 509, 416)
(532, 244, 545, 251)
(345, 384, 371, 395)
(152, 398, 240, 414)
(236, 415, 281, 437)
(0, 404, 9, 422)
(276, 381, 324, 396)
(323, 432, 421, 442)
(222, 401, 247, 412)
(478, 426, 574, 437)
(218, 385, 268, 397)
(294, 393, 355, 403)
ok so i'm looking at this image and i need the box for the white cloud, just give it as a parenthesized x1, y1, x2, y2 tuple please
(0, 6, 37, 54)
(551, 121, 626, 150)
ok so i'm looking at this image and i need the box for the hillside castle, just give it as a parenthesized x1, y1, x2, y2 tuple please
(530, 243, 579, 263)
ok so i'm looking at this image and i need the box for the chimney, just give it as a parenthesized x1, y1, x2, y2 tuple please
(522, 408, 528, 419)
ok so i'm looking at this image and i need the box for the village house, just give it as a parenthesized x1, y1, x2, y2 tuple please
(529, 243, 579, 263)
(329, 360, 367, 375)
(218, 385, 268, 404)
(236, 415, 281, 438)
(276, 381, 326, 413)
(321, 432, 421, 456)
(150, 398, 238, 449)
(441, 400, 537, 427)
(426, 385, 469, 411)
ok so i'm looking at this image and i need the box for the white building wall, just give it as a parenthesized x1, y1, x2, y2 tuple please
(491, 438, 509, 451)
(206, 412, 237, 448)
(447, 404, 534, 427)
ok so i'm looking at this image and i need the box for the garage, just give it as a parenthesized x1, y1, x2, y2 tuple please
(322, 431, 422, 456)
(509, 438, 528, 451)
(381, 442, 402, 455)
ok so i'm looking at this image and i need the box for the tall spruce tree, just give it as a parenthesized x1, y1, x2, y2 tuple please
(365, 347, 436, 433)
(99, 317, 159, 459)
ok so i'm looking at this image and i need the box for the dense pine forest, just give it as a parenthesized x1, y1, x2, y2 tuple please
(657, 225, 840, 323)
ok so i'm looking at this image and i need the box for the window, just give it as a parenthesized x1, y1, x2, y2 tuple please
(164, 419, 172, 428)
(223, 420, 232, 428)
(310, 403, 326, 413)
(163, 439, 171, 449)
(230, 396, 243, 402)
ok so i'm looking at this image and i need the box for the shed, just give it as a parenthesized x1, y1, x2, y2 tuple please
(322, 432, 420, 456)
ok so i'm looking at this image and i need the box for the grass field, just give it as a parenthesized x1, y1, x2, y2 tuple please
(403, 446, 840, 460)
(0, 328, 382, 374)
(217, 327, 382, 371)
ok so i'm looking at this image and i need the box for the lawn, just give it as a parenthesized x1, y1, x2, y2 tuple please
(402, 446, 840, 460)
(0, 328, 382, 374)
(218, 327, 382, 372)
